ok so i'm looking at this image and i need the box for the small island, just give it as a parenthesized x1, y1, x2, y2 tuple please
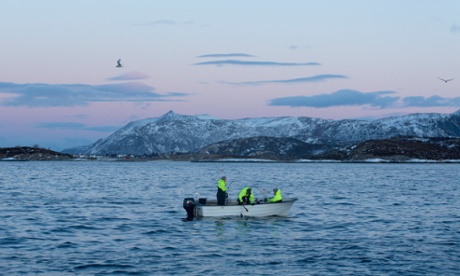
(0, 146, 74, 161)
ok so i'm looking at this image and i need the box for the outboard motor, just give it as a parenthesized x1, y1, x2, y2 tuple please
(183, 198, 195, 221)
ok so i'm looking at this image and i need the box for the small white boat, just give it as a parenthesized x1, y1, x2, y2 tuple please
(183, 197, 297, 219)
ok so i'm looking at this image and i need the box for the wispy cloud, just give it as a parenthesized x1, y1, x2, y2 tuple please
(133, 19, 194, 26)
(0, 81, 188, 107)
(107, 71, 150, 81)
(35, 122, 86, 129)
(289, 45, 311, 50)
(403, 95, 460, 107)
(269, 89, 460, 109)
(269, 90, 397, 108)
(193, 59, 320, 67)
(226, 74, 347, 85)
(196, 53, 255, 58)
(451, 24, 460, 33)
(34, 122, 121, 132)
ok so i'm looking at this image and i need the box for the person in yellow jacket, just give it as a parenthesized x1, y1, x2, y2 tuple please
(216, 176, 228, 205)
(238, 187, 254, 205)
(268, 188, 282, 203)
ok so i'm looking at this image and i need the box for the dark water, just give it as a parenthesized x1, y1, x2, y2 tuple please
(1, 161, 459, 275)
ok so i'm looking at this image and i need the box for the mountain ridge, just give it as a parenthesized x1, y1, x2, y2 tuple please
(62, 110, 460, 158)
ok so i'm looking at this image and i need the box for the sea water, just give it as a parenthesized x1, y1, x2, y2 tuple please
(0, 161, 459, 275)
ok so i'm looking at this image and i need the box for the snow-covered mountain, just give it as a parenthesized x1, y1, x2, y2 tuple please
(62, 109, 460, 156)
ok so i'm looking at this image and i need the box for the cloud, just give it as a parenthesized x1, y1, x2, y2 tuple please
(193, 59, 320, 66)
(35, 122, 86, 129)
(269, 89, 460, 109)
(0, 81, 188, 107)
(133, 19, 194, 26)
(107, 71, 150, 81)
(451, 24, 460, 33)
(403, 95, 460, 107)
(196, 53, 255, 58)
(289, 45, 311, 50)
(34, 122, 121, 132)
(226, 74, 347, 85)
(269, 89, 399, 108)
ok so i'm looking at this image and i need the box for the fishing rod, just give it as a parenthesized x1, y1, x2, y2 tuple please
(223, 179, 235, 205)
(227, 180, 236, 190)
(253, 185, 269, 199)
(241, 202, 248, 212)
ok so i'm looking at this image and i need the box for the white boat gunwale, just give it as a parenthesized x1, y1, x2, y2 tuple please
(194, 197, 298, 218)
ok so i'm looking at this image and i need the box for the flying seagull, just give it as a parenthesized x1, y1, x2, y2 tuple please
(438, 77, 454, 83)
(116, 59, 123, 68)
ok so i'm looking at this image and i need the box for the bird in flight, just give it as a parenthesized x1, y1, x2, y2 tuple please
(116, 59, 123, 68)
(438, 77, 454, 83)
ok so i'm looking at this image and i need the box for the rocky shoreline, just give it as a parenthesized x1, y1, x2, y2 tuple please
(177, 136, 460, 162)
(0, 147, 73, 161)
(3, 136, 460, 162)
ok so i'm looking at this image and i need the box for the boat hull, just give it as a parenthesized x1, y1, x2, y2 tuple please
(195, 198, 297, 218)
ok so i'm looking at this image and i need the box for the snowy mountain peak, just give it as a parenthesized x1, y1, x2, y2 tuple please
(62, 110, 460, 156)
(160, 110, 179, 119)
(157, 110, 194, 122)
(163, 110, 176, 117)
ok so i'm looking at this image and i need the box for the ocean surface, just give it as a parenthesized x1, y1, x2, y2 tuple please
(0, 161, 459, 275)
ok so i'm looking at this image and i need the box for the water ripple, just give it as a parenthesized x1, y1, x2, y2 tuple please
(0, 161, 459, 275)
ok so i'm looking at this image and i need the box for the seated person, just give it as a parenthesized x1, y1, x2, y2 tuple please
(238, 187, 255, 205)
(268, 188, 282, 203)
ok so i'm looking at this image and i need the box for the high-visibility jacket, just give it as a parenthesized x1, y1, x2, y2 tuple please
(238, 187, 254, 204)
(217, 179, 227, 192)
(268, 189, 282, 203)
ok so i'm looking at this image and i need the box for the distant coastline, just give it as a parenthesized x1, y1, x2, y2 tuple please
(2, 145, 460, 163)
(0, 146, 73, 161)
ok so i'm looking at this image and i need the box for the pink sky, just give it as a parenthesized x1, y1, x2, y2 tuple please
(1, 0, 459, 150)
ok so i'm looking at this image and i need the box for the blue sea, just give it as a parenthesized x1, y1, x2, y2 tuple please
(1, 161, 459, 275)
